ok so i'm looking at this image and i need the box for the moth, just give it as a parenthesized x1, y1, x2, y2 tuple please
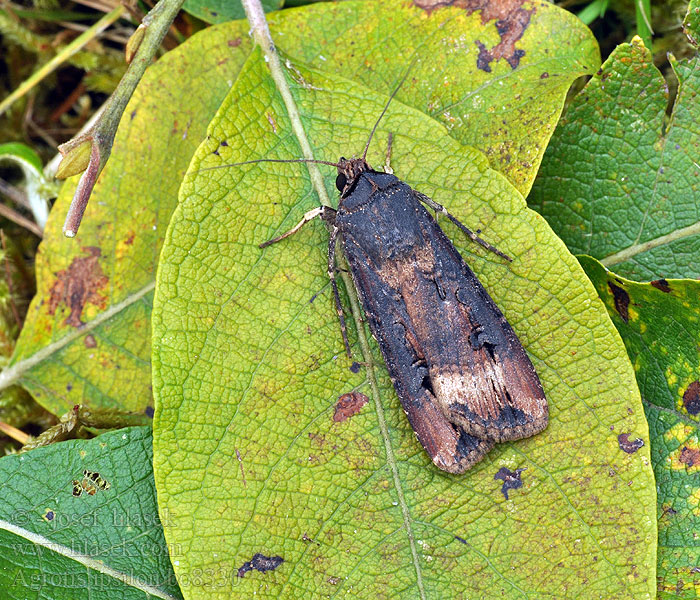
(239, 72, 547, 473)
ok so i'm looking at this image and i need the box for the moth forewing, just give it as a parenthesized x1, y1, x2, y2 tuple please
(400, 389, 494, 474)
(399, 207, 549, 443)
(333, 180, 496, 472)
(335, 168, 547, 470)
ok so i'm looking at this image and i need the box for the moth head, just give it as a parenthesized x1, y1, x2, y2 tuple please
(336, 157, 370, 194)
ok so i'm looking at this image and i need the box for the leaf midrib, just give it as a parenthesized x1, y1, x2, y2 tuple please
(600, 220, 700, 267)
(0, 517, 178, 600)
(253, 39, 427, 598)
(0, 282, 155, 392)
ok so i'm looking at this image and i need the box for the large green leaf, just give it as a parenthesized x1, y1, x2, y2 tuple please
(0, 426, 179, 600)
(152, 48, 655, 598)
(528, 33, 700, 281)
(580, 257, 700, 599)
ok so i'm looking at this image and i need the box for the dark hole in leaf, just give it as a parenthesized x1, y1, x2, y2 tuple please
(494, 466, 525, 499)
(237, 553, 284, 578)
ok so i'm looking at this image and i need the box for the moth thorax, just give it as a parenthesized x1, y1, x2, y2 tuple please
(336, 157, 371, 194)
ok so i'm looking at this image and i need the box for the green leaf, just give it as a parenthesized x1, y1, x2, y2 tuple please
(0, 142, 43, 172)
(578, 256, 700, 600)
(528, 34, 700, 281)
(0, 141, 54, 227)
(182, 0, 283, 25)
(685, 0, 700, 44)
(152, 48, 655, 599)
(1, 21, 254, 415)
(531, 8, 700, 595)
(576, 0, 610, 25)
(0, 426, 180, 600)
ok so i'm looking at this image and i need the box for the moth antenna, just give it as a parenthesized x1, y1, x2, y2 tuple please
(362, 55, 420, 161)
(192, 157, 341, 174)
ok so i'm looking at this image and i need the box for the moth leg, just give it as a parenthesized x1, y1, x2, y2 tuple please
(413, 191, 512, 262)
(327, 224, 352, 359)
(384, 132, 394, 175)
(259, 206, 331, 248)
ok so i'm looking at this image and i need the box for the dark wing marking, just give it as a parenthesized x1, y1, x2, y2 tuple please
(342, 232, 493, 473)
(401, 191, 548, 443)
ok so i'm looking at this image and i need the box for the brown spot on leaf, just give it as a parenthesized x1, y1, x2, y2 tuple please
(475, 40, 493, 72)
(680, 446, 700, 467)
(308, 432, 326, 447)
(540, 71, 549, 79)
(494, 466, 525, 499)
(237, 553, 284, 578)
(48, 247, 108, 327)
(229, 37, 242, 47)
(413, 1, 532, 71)
(683, 381, 700, 416)
(618, 433, 644, 454)
(83, 334, 97, 348)
(327, 576, 341, 585)
(608, 281, 630, 323)
(650, 278, 671, 293)
(333, 392, 369, 422)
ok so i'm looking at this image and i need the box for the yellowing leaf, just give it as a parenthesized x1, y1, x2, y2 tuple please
(1, 22, 253, 415)
(152, 51, 655, 599)
(266, 0, 600, 196)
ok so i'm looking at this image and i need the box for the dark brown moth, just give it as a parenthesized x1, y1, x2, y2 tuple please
(247, 71, 548, 473)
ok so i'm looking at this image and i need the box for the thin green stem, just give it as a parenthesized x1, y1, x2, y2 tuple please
(241, 0, 331, 208)
(601, 220, 700, 267)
